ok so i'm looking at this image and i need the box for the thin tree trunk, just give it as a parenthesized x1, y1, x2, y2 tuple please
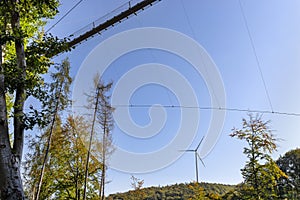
(75, 140, 79, 200)
(98, 85, 114, 200)
(35, 90, 61, 200)
(100, 117, 107, 200)
(35, 112, 58, 200)
(75, 164, 79, 200)
(75, 168, 79, 200)
(72, 119, 80, 200)
(100, 154, 106, 200)
(83, 87, 100, 200)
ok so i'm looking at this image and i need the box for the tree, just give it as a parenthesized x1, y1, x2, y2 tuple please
(188, 182, 207, 200)
(230, 114, 287, 200)
(83, 75, 115, 200)
(22, 59, 72, 200)
(222, 189, 241, 200)
(35, 58, 72, 200)
(130, 175, 145, 200)
(276, 148, 300, 199)
(0, 0, 70, 198)
(24, 115, 102, 199)
(63, 116, 102, 200)
(96, 78, 115, 200)
(24, 118, 64, 200)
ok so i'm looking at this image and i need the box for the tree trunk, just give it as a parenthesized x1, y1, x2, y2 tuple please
(0, 0, 27, 198)
(0, 150, 24, 200)
(0, 45, 25, 199)
(35, 111, 59, 200)
(83, 87, 100, 200)
(100, 119, 107, 200)
(100, 164, 105, 200)
(75, 167, 78, 200)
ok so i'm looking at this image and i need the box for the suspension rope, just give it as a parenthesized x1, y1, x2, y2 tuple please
(46, 0, 85, 33)
(239, 0, 274, 112)
(180, 0, 221, 108)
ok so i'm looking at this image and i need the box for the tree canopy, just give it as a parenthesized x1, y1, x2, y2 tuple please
(0, 0, 70, 198)
(24, 115, 102, 200)
(230, 114, 287, 200)
(276, 148, 300, 199)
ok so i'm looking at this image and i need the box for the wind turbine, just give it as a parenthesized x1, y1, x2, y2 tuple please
(180, 136, 205, 183)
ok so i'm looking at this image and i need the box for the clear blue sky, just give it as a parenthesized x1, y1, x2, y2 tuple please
(45, 0, 300, 195)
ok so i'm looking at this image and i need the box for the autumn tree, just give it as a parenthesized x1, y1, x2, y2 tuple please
(222, 189, 241, 200)
(188, 182, 208, 200)
(230, 114, 287, 200)
(65, 116, 104, 200)
(24, 115, 102, 199)
(0, 0, 70, 198)
(23, 58, 72, 199)
(35, 58, 72, 200)
(24, 118, 64, 200)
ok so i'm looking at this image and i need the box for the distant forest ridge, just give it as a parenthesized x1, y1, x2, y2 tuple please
(107, 182, 236, 200)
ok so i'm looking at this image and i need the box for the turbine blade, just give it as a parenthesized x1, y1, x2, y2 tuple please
(197, 153, 206, 167)
(179, 149, 195, 152)
(196, 136, 205, 151)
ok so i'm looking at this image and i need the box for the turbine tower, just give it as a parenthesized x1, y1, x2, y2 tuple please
(180, 136, 205, 183)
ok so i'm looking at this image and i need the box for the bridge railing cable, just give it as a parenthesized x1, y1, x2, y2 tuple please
(68, 0, 160, 43)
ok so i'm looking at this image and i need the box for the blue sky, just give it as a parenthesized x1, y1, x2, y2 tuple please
(46, 0, 300, 195)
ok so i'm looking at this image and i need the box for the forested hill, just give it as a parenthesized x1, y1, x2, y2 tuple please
(107, 182, 236, 200)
